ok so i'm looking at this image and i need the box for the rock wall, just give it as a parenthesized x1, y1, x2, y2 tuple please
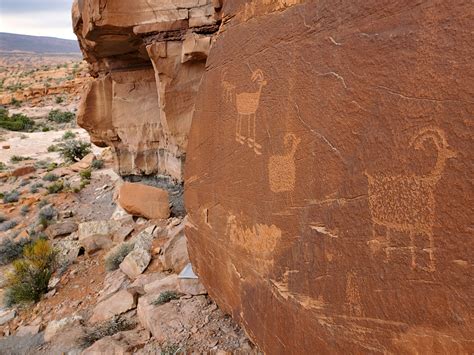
(73, 0, 221, 180)
(185, 0, 474, 354)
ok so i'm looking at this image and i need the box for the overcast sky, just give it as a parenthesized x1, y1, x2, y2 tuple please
(0, 0, 76, 40)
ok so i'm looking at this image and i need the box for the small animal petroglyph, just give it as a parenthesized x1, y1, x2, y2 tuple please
(226, 214, 281, 274)
(223, 69, 267, 155)
(366, 128, 456, 272)
(268, 133, 301, 192)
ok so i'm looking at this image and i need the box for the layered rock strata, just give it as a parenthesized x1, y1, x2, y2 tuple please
(185, 0, 474, 354)
(73, 0, 221, 180)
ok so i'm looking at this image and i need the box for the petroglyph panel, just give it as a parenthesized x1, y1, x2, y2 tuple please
(185, 1, 474, 353)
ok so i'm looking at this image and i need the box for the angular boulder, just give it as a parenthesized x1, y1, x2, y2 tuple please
(159, 221, 189, 272)
(89, 289, 137, 324)
(117, 182, 170, 220)
(46, 221, 78, 239)
(11, 165, 35, 177)
(184, 1, 474, 354)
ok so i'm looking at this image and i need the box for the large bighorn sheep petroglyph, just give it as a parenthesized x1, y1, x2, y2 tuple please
(366, 128, 456, 272)
(223, 69, 267, 155)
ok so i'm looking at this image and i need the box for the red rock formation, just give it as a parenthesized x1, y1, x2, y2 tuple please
(73, 0, 221, 180)
(185, 0, 474, 353)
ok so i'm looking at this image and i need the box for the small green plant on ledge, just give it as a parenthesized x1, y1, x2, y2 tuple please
(152, 290, 181, 306)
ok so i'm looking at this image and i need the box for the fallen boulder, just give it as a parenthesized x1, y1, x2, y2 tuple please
(117, 182, 170, 220)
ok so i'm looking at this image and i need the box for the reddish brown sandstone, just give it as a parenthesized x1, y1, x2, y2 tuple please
(185, 1, 474, 353)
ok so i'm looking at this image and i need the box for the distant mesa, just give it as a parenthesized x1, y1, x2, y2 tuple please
(0, 32, 81, 54)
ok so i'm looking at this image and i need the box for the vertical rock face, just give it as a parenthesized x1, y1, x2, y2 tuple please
(185, 1, 473, 354)
(73, 0, 221, 180)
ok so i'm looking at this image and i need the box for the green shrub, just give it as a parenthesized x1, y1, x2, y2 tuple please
(91, 159, 104, 170)
(5, 239, 57, 305)
(3, 190, 20, 203)
(0, 220, 17, 232)
(43, 173, 59, 182)
(10, 155, 29, 164)
(47, 144, 59, 153)
(0, 113, 34, 132)
(30, 182, 43, 193)
(105, 243, 134, 272)
(42, 126, 51, 132)
(47, 163, 57, 172)
(152, 290, 181, 306)
(0, 214, 7, 223)
(11, 98, 22, 108)
(62, 131, 76, 140)
(55, 96, 64, 104)
(47, 181, 64, 194)
(20, 205, 30, 216)
(58, 139, 91, 163)
(38, 199, 49, 209)
(80, 168, 92, 181)
(47, 110, 75, 123)
(0, 162, 6, 171)
(0, 237, 30, 265)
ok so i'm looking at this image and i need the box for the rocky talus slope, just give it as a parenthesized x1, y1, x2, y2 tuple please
(75, 0, 473, 354)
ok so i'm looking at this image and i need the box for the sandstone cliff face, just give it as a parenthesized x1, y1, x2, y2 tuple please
(73, 0, 221, 179)
(185, 1, 474, 354)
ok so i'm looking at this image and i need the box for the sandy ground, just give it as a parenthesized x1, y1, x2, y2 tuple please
(0, 129, 102, 164)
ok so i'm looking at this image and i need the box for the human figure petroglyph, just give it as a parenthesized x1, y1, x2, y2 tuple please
(223, 69, 267, 155)
(366, 128, 456, 272)
(268, 133, 301, 192)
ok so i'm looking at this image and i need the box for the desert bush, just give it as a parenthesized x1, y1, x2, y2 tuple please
(91, 159, 104, 170)
(62, 130, 76, 140)
(0, 237, 30, 265)
(19, 178, 30, 187)
(81, 316, 136, 347)
(10, 155, 30, 164)
(0, 162, 6, 171)
(161, 344, 182, 355)
(20, 205, 30, 216)
(55, 96, 64, 104)
(47, 110, 75, 123)
(58, 139, 91, 163)
(38, 199, 49, 209)
(11, 98, 22, 108)
(47, 181, 64, 194)
(105, 243, 134, 272)
(5, 239, 57, 305)
(3, 190, 20, 203)
(0, 214, 7, 223)
(0, 113, 34, 132)
(43, 173, 59, 182)
(38, 205, 56, 220)
(152, 290, 181, 306)
(47, 144, 59, 153)
(80, 168, 91, 181)
(30, 182, 43, 193)
(0, 220, 17, 232)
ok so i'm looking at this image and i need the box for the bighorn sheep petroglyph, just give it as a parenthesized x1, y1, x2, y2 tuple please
(366, 128, 456, 272)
